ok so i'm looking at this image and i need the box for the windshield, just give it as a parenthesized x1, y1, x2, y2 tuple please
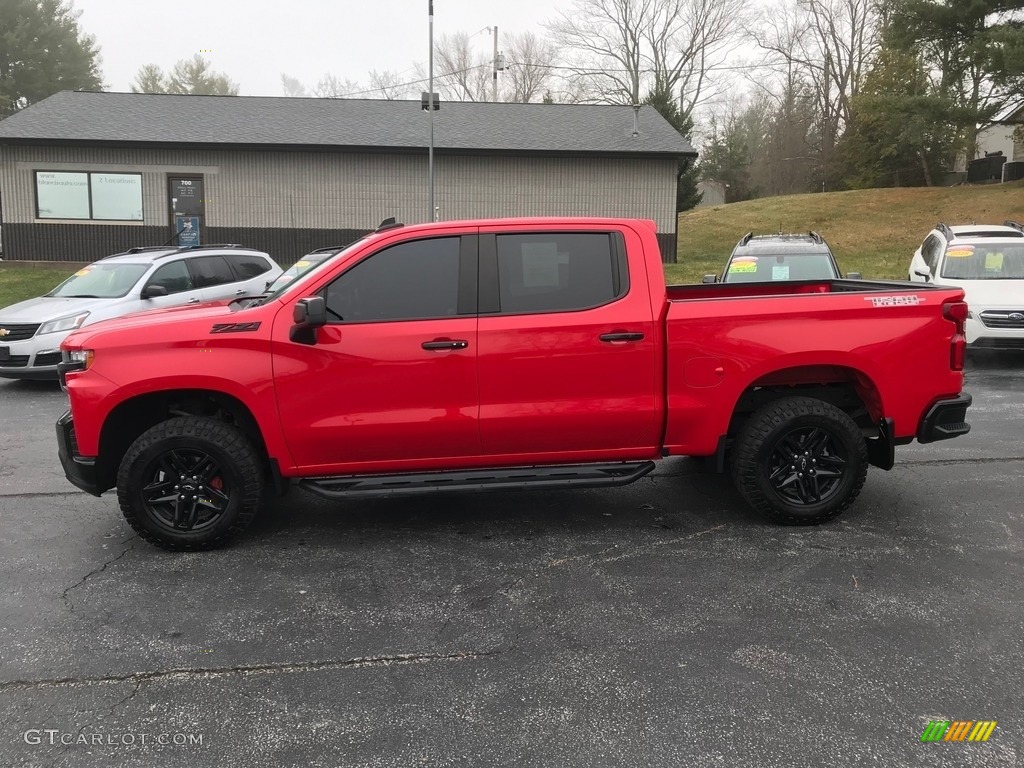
(723, 252, 838, 283)
(940, 244, 1024, 280)
(265, 252, 333, 293)
(47, 262, 150, 298)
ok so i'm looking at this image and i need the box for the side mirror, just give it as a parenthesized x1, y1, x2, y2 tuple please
(701, 274, 718, 284)
(290, 296, 327, 345)
(914, 269, 931, 282)
(846, 272, 862, 280)
(141, 284, 168, 299)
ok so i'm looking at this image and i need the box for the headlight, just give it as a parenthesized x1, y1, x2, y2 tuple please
(63, 349, 95, 368)
(39, 312, 90, 335)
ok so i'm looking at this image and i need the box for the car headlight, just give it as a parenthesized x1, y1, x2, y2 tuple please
(39, 312, 90, 335)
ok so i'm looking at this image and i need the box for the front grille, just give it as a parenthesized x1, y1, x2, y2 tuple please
(0, 355, 30, 368)
(33, 352, 62, 367)
(0, 323, 41, 341)
(979, 310, 1024, 329)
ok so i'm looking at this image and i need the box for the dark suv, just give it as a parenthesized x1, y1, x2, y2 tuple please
(704, 232, 859, 284)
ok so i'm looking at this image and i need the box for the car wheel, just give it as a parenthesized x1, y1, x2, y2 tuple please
(731, 396, 867, 525)
(117, 416, 263, 550)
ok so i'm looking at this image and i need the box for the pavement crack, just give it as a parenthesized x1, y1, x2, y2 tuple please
(898, 456, 1024, 466)
(548, 523, 727, 568)
(0, 650, 499, 692)
(60, 539, 137, 612)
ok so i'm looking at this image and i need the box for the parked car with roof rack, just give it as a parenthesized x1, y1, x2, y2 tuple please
(908, 221, 1024, 350)
(0, 244, 281, 380)
(703, 231, 860, 284)
(264, 245, 344, 294)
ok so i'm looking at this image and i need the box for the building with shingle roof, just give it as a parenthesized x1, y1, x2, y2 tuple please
(0, 91, 695, 263)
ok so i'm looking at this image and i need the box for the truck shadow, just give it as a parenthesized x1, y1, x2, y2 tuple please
(245, 458, 767, 547)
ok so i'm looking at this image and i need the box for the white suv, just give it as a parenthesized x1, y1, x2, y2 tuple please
(909, 222, 1024, 350)
(0, 244, 282, 380)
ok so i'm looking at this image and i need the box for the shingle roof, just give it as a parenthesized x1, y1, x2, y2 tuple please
(0, 91, 696, 157)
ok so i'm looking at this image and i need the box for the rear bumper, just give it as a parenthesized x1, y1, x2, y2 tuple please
(917, 394, 972, 444)
(56, 410, 103, 496)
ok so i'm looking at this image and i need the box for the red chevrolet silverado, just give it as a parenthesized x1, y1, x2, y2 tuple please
(57, 217, 972, 550)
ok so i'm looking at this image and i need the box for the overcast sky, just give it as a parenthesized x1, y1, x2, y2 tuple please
(76, 0, 564, 97)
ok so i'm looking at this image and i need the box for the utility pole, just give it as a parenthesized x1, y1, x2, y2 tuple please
(428, 0, 435, 221)
(491, 26, 498, 102)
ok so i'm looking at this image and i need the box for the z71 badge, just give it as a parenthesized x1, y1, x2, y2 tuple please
(210, 322, 262, 333)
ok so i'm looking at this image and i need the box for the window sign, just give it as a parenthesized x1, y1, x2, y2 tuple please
(174, 216, 201, 247)
(91, 173, 144, 220)
(36, 172, 90, 219)
(35, 171, 143, 221)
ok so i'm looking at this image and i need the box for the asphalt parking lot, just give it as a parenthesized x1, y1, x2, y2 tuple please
(1, 354, 1022, 768)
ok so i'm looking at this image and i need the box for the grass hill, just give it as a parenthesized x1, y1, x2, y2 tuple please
(666, 180, 1024, 284)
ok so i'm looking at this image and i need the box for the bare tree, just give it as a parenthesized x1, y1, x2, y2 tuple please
(503, 31, 557, 102)
(546, 0, 749, 118)
(313, 74, 362, 98)
(280, 74, 308, 97)
(426, 32, 491, 101)
(752, 0, 881, 172)
(368, 69, 411, 100)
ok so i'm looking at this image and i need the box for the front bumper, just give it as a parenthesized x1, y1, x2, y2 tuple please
(917, 394, 972, 444)
(56, 410, 103, 496)
(0, 336, 63, 379)
(966, 315, 1024, 349)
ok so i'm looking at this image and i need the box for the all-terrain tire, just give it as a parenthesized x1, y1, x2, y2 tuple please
(117, 416, 263, 550)
(730, 396, 867, 525)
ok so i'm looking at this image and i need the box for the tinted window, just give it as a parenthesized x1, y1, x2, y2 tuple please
(495, 233, 622, 313)
(146, 261, 194, 294)
(323, 237, 461, 322)
(226, 254, 272, 280)
(189, 255, 235, 288)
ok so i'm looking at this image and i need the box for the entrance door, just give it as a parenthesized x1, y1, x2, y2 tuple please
(168, 176, 205, 247)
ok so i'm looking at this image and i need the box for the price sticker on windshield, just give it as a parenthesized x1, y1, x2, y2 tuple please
(74, 267, 92, 277)
(946, 246, 974, 258)
(729, 259, 757, 273)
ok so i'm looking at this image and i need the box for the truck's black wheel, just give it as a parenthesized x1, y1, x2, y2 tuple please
(117, 417, 263, 550)
(731, 396, 867, 525)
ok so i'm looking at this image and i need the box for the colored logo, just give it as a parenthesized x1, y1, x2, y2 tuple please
(920, 720, 997, 742)
(0, 328, 9, 337)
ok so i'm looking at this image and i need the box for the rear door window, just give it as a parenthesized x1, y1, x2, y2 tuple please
(226, 254, 272, 280)
(188, 255, 236, 288)
(493, 233, 625, 313)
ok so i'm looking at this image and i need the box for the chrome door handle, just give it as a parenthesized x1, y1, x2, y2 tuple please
(235, 289, 246, 295)
(188, 297, 200, 304)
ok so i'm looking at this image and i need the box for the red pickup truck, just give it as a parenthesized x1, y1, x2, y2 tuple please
(57, 217, 972, 550)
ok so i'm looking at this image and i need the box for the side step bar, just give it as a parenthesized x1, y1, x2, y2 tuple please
(298, 461, 656, 500)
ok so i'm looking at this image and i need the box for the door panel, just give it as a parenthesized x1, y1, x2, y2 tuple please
(273, 233, 480, 472)
(477, 229, 659, 456)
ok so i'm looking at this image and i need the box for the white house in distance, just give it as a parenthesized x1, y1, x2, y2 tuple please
(976, 104, 1024, 161)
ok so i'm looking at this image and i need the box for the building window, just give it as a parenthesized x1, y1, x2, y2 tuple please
(35, 171, 143, 221)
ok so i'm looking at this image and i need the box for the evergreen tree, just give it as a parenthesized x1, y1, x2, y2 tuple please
(643, 89, 702, 211)
(0, 0, 103, 118)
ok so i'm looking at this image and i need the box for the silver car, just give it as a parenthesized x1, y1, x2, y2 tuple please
(0, 244, 282, 380)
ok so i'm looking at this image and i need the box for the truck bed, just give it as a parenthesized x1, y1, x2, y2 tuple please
(666, 278, 937, 302)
